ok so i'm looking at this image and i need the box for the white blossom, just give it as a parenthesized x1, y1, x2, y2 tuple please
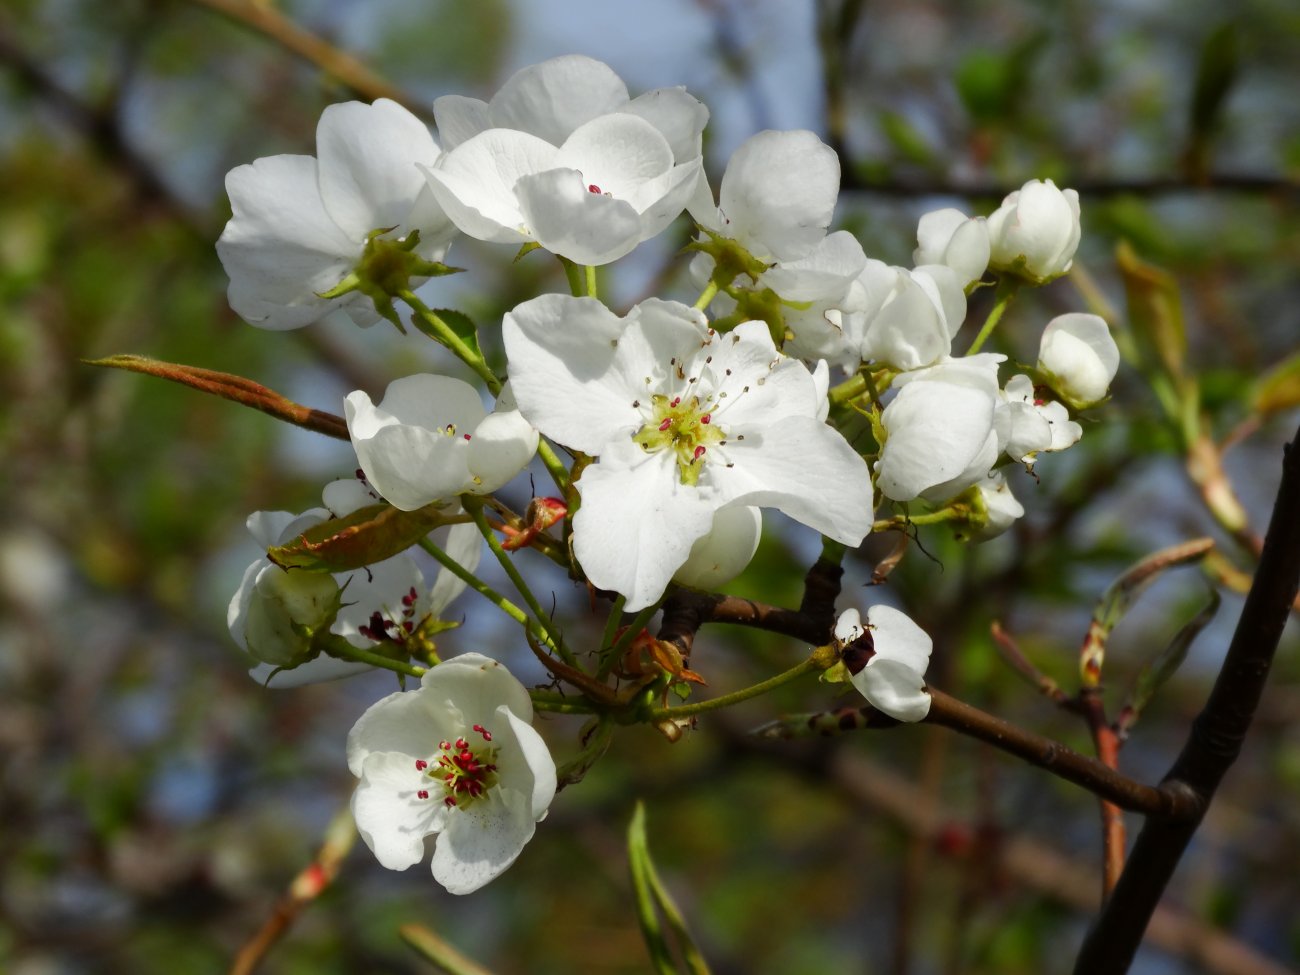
(840, 260, 968, 371)
(969, 471, 1025, 540)
(1037, 313, 1120, 409)
(217, 99, 455, 330)
(986, 178, 1081, 283)
(836, 606, 933, 722)
(347, 653, 556, 894)
(503, 295, 873, 609)
(422, 119, 697, 266)
(996, 374, 1082, 466)
(876, 354, 1005, 502)
(346, 375, 538, 511)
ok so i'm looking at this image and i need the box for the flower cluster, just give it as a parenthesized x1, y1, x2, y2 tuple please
(215, 55, 1119, 894)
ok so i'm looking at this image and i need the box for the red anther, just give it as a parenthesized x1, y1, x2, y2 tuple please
(402, 621, 414, 633)
(693, 446, 706, 460)
(444, 796, 457, 807)
(701, 414, 711, 424)
(417, 790, 429, 800)
(472, 724, 493, 742)
(670, 396, 681, 407)
(439, 740, 450, 750)
(415, 759, 428, 771)
(463, 433, 472, 440)
(455, 738, 468, 750)
(658, 418, 672, 431)
(588, 183, 602, 194)
(355, 468, 366, 480)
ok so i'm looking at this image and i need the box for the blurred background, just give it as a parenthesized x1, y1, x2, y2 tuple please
(1, 1, 1298, 972)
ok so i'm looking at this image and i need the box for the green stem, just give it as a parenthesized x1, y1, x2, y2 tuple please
(645, 655, 824, 721)
(561, 257, 584, 297)
(873, 506, 966, 533)
(465, 499, 577, 666)
(585, 263, 598, 298)
(315, 634, 425, 679)
(600, 595, 627, 655)
(536, 439, 572, 495)
(529, 693, 598, 715)
(417, 537, 533, 630)
(694, 279, 719, 310)
(398, 289, 501, 395)
(829, 372, 867, 406)
(965, 277, 1020, 355)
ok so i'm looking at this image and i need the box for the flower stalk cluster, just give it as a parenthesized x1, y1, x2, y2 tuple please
(204, 54, 1119, 895)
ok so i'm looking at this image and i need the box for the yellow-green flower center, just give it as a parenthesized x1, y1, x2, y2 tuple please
(632, 394, 726, 486)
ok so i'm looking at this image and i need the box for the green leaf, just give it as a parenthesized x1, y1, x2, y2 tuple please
(432, 308, 483, 361)
(1251, 351, 1300, 416)
(628, 803, 712, 975)
(1117, 589, 1220, 738)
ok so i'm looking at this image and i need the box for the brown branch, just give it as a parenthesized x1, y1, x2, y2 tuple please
(1078, 688, 1126, 897)
(188, 0, 426, 118)
(229, 808, 355, 975)
(925, 689, 1195, 819)
(1075, 422, 1300, 974)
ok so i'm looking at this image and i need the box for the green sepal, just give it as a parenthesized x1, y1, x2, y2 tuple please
(268, 501, 460, 572)
(430, 307, 484, 361)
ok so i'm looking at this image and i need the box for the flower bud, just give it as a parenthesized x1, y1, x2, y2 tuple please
(672, 505, 762, 589)
(1037, 313, 1120, 409)
(913, 208, 990, 288)
(986, 179, 1081, 283)
(241, 567, 340, 667)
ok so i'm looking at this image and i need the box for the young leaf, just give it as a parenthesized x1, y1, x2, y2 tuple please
(268, 502, 460, 572)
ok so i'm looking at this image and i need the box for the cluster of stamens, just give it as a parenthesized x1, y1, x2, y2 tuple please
(358, 586, 420, 644)
(632, 389, 727, 486)
(414, 724, 499, 808)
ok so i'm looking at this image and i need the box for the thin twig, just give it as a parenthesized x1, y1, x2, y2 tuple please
(188, 0, 424, 116)
(1075, 423, 1300, 974)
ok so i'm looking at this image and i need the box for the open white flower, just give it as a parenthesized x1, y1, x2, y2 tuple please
(422, 113, 701, 266)
(346, 375, 539, 511)
(986, 178, 1081, 284)
(836, 606, 933, 722)
(996, 374, 1082, 466)
(347, 652, 556, 895)
(217, 99, 455, 330)
(232, 480, 482, 687)
(503, 295, 873, 609)
(1037, 313, 1120, 409)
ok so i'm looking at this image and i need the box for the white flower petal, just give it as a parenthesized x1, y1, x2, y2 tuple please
(717, 130, 839, 262)
(762, 230, 868, 303)
(346, 687, 448, 777)
(502, 294, 640, 453)
(420, 652, 535, 728)
(432, 94, 492, 150)
(672, 505, 762, 589)
(878, 381, 997, 501)
(622, 86, 710, 162)
(217, 154, 359, 330)
(865, 604, 933, 673)
(497, 706, 558, 822)
(572, 451, 716, 609)
(708, 415, 873, 545)
(432, 790, 536, 894)
(427, 520, 482, 614)
(854, 658, 931, 722)
(489, 55, 629, 146)
(423, 129, 557, 243)
(1038, 313, 1119, 407)
(315, 99, 441, 240)
(353, 751, 442, 870)
(515, 167, 644, 264)
(466, 409, 539, 494)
